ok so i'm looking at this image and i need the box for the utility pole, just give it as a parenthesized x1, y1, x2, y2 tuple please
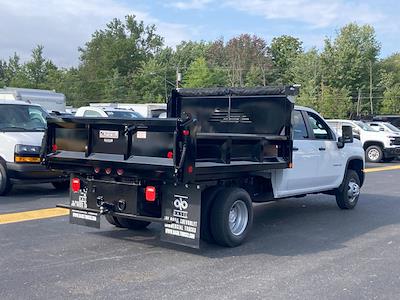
(176, 67, 182, 89)
(164, 69, 167, 102)
(369, 60, 373, 115)
(357, 88, 361, 117)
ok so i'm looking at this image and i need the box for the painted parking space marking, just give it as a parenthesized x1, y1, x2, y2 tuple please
(0, 207, 69, 225)
(365, 165, 400, 173)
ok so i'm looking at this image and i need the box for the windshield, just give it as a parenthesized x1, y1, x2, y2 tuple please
(105, 110, 142, 119)
(354, 121, 377, 132)
(0, 104, 48, 131)
(384, 122, 400, 132)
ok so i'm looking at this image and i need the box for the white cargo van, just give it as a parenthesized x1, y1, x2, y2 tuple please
(0, 100, 68, 195)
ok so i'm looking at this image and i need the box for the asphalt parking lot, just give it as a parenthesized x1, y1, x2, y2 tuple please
(1, 162, 400, 300)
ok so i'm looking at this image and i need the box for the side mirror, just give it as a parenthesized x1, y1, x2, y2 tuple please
(342, 125, 354, 143)
(337, 125, 353, 148)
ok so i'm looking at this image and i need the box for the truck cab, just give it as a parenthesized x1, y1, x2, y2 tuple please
(367, 121, 400, 135)
(274, 107, 364, 198)
(327, 119, 400, 163)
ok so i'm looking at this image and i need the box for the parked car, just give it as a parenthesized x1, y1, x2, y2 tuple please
(367, 121, 400, 135)
(0, 100, 68, 195)
(89, 103, 167, 118)
(75, 107, 142, 118)
(327, 119, 400, 163)
(0, 87, 66, 113)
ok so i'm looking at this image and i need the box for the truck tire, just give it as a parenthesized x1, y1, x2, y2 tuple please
(335, 170, 360, 209)
(115, 217, 150, 230)
(365, 145, 383, 163)
(200, 186, 223, 243)
(52, 181, 70, 191)
(105, 214, 122, 227)
(210, 188, 253, 247)
(0, 163, 12, 196)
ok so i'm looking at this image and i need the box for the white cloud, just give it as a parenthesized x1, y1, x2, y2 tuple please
(169, 0, 213, 10)
(0, 0, 190, 67)
(223, 0, 384, 28)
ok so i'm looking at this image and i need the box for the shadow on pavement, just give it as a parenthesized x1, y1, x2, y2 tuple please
(88, 192, 400, 258)
(0, 184, 67, 205)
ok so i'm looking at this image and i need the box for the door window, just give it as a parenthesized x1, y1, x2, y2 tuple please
(307, 113, 333, 140)
(292, 110, 309, 140)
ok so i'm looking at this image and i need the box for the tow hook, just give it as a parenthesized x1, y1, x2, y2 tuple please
(96, 196, 115, 215)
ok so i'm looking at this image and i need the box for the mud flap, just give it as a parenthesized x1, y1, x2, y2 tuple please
(69, 175, 100, 228)
(161, 184, 201, 248)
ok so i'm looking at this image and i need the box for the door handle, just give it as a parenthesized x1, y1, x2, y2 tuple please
(319, 147, 326, 151)
(293, 147, 299, 151)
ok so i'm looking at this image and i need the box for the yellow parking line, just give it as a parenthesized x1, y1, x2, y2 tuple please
(365, 165, 400, 173)
(0, 207, 69, 225)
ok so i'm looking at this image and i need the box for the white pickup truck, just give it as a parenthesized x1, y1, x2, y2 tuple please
(0, 100, 68, 195)
(44, 85, 366, 248)
(327, 119, 400, 163)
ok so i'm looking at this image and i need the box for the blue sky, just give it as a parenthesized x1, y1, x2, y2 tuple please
(0, 0, 398, 67)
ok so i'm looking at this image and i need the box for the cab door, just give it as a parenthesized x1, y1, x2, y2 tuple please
(305, 112, 344, 189)
(275, 110, 319, 197)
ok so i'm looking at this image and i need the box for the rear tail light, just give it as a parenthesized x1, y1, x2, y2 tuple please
(145, 186, 156, 202)
(52, 144, 58, 152)
(71, 178, 80, 193)
(105, 167, 112, 175)
(182, 130, 190, 136)
(94, 167, 100, 174)
(167, 151, 173, 159)
(187, 165, 193, 174)
(116, 168, 124, 176)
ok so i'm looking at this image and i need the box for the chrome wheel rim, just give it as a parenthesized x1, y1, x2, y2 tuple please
(368, 149, 380, 161)
(228, 200, 248, 236)
(347, 179, 360, 203)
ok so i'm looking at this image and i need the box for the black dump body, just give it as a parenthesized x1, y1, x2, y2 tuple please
(44, 86, 296, 184)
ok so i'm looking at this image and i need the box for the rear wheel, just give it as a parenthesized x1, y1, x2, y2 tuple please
(335, 170, 360, 209)
(365, 145, 383, 163)
(210, 188, 253, 247)
(200, 186, 223, 243)
(105, 214, 122, 227)
(0, 164, 12, 196)
(115, 217, 150, 230)
(52, 181, 70, 191)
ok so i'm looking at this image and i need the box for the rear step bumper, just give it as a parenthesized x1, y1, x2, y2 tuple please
(56, 204, 171, 224)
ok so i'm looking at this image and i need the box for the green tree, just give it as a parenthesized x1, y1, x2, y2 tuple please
(321, 23, 380, 95)
(133, 58, 168, 102)
(292, 48, 321, 109)
(26, 45, 48, 87)
(184, 57, 214, 88)
(270, 35, 303, 83)
(318, 85, 352, 119)
(104, 68, 128, 102)
(78, 15, 163, 102)
(381, 84, 400, 114)
(173, 41, 210, 71)
(379, 53, 400, 84)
